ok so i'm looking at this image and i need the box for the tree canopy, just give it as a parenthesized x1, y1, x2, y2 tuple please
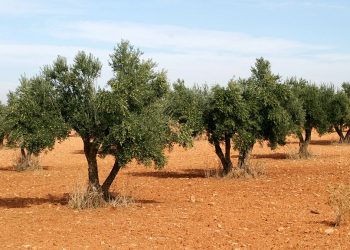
(44, 41, 179, 198)
(4, 75, 68, 169)
(202, 58, 304, 175)
(286, 78, 330, 157)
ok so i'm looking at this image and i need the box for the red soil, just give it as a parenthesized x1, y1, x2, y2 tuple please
(0, 133, 349, 249)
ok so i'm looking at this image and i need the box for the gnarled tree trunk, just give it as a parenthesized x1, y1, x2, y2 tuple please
(344, 129, 350, 143)
(298, 128, 312, 158)
(213, 134, 233, 176)
(238, 145, 253, 172)
(17, 147, 32, 170)
(102, 159, 122, 200)
(334, 126, 346, 143)
(83, 138, 100, 191)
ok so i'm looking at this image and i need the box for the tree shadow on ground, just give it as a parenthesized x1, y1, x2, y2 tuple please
(312, 219, 336, 227)
(0, 166, 16, 172)
(108, 192, 161, 204)
(0, 165, 50, 172)
(72, 149, 85, 155)
(252, 153, 288, 160)
(286, 140, 339, 146)
(0, 194, 69, 208)
(134, 199, 162, 204)
(128, 168, 206, 179)
(310, 140, 335, 146)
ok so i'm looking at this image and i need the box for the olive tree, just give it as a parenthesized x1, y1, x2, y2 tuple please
(286, 78, 329, 157)
(44, 51, 104, 189)
(335, 82, 350, 142)
(204, 83, 248, 174)
(4, 76, 68, 169)
(165, 79, 208, 142)
(234, 58, 304, 169)
(98, 41, 175, 197)
(0, 102, 6, 146)
(203, 58, 303, 175)
(323, 86, 350, 143)
(45, 41, 177, 198)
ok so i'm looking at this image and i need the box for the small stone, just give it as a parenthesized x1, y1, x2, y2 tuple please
(217, 224, 222, 228)
(325, 228, 335, 235)
(208, 202, 216, 206)
(277, 227, 284, 232)
(22, 245, 31, 249)
(190, 195, 196, 203)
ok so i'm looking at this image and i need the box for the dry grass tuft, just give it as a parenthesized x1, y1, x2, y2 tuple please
(108, 195, 135, 208)
(327, 183, 350, 226)
(204, 163, 264, 179)
(68, 183, 106, 209)
(68, 180, 135, 210)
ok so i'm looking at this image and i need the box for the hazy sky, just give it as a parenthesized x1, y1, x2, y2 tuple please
(1, 0, 349, 102)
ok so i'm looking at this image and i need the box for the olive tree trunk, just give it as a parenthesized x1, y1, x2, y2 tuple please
(18, 147, 32, 170)
(213, 134, 233, 176)
(102, 159, 122, 200)
(344, 129, 350, 143)
(334, 126, 346, 143)
(238, 145, 253, 171)
(83, 138, 100, 190)
(298, 128, 312, 158)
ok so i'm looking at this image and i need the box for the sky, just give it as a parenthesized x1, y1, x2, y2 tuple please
(1, 0, 350, 102)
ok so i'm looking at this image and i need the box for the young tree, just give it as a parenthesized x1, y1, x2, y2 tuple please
(202, 58, 304, 175)
(234, 58, 304, 169)
(5, 76, 68, 169)
(286, 78, 329, 157)
(323, 86, 350, 143)
(45, 41, 178, 198)
(203, 83, 248, 174)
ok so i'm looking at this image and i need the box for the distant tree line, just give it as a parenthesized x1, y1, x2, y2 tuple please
(1, 40, 349, 199)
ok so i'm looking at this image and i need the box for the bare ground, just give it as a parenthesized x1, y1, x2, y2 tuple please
(0, 133, 349, 249)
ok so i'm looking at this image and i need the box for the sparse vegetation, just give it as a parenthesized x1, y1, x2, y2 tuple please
(68, 181, 135, 209)
(327, 184, 350, 226)
(204, 163, 264, 179)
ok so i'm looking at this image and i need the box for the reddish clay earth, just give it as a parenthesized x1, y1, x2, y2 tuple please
(0, 133, 350, 249)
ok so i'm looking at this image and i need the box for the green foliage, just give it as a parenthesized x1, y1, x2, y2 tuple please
(5, 75, 68, 156)
(108, 40, 169, 112)
(44, 51, 103, 140)
(342, 82, 350, 99)
(240, 58, 303, 150)
(321, 84, 350, 142)
(101, 40, 174, 168)
(286, 78, 329, 135)
(44, 40, 179, 196)
(0, 102, 7, 145)
(203, 58, 303, 172)
(165, 79, 208, 143)
(204, 82, 248, 145)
